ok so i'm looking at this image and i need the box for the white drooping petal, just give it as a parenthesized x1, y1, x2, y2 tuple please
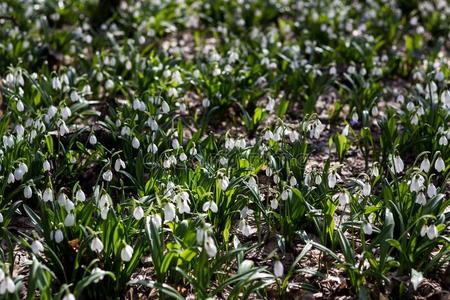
(75, 189, 86, 202)
(426, 224, 438, 240)
(363, 223, 373, 235)
(204, 236, 217, 257)
(121, 244, 134, 262)
(90, 237, 104, 253)
(221, 176, 229, 191)
(133, 206, 145, 220)
(434, 157, 445, 172)
(274, 260, 284, 277)
(327, 172, 336, 188)
(426, 183, 437, 198)
(102, 170, 113, 182)
(164, 203, 176, 222)
(31, 240, 44, 254)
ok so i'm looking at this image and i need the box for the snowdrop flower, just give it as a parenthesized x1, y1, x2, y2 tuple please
(289, 176, 297, 187)
(7, 173, 15, 184)
(43, 188, 54, 202)
(114, 158, 126, 172)
(64, 213, 75, 227)
(274, 260, 284, 278)
(164, 203, 176, 222)
(202, 98, 210, 108)
(362, 182, 371, 196)
(328, 172, 337, 188)
(410, 174, 424, 192)
(434, 157, 445, 172)
(179, 153, 187, 162)
(335, 192, 349, 206)
(75, 189, 86, 202)
(238, 219, 254, 237)
(270, 199, 279, 209)
(426, 224, 438, 240)
(426, 183, 437, 198)
(102, 170, 113, 182)
(0, 276, 16, 294)
(415, 192, 426, 205)
(221, 176, 229, 191)
(14, 163, 28, 181)
(53, 229, 64, 243)
(315, 175, 322, 185)
(392, 155, 404, 173)
(31, 240, 44, 255)
(178, 199, 190, 214)
(89, 134, 97, 145)
(16, 100, 24, 112)
(24, 185, 32, 198)
(204, 236, 217, 257)
(133, 206, 145, 220)
(132, 137, 140, 149)
(420, 224, 428, 237)
(61, 107, 72, 120)
(420, 158, 430, 173)
(363, 222, 373, 235)
(62, 293, 75, 300)
(105, 79, 114, 91)
(52, 77, 62, 90)
(161, 101, 170, 113)
(202, 201, 218, 213)
(90, 237, 103, 253)
(171, 139, 179, 150)
(148, 143, 158, 154)
(43, 160, 51, 171)
(121, 244, 133, 262)
(59, 121, 70, 136)
(0, 213, 3, 223)
(281, 189, 290, 201)
(70, 90, 79, 102)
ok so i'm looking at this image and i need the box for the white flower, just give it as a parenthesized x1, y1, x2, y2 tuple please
(31, 240, 44, 254)
(121, 244, 133, 262)
(102, 170, 113, 182)
(179, 153, 187, 162)
(43, 160, 51, 171)
(420, 224, 428, 237)
(53, 229, 64, 243)
(393, 155, 404, 173)
(362, 183, 371, 196)
(363, 222, 373, 235)
(274, 260, 284, 277)
(43, 188, 54, 202)
(415, 192, 426, 205)
(161, 101, 170, 113)
(238, 219, 254, 237)
(0, 213, 3, 223)
(202, 98, 210, 108)
(23, 185, 32, 199)
(270, 199, 279, 209)
(61, 107, 72, 120)
(426, 183, 437, 198)
(202, 201, 218, 213)
(434, 157, 445, 172)
(7, 173, 15, 184)
(16, 100, 24, 112)
(89, 134, 97, 145)
(221, 176, 229, 191)
(59, 121, 69, 136)
(105, 79, 114, 91)
(420, 158, 430, 173)
(90, 237, 104, 253)
(114, 158, 126, 172)
(315, 175, 322, 185)
(439, 136, 448, 146)
(64, 213, 75, 227)
(133, 206, 144, 220)
(171, 139, 179, 150)
(1, 277, 15, 294)
(62, 293, 76, 300)
(337, 192, 349, 206)
(75, 189, 86, 202)
(70, 90, 79, 102)
(426, 224, 438, 240)
(410, 175, 424, 192)
(281, 189, 290, 201)
(327, 172, 337, 188)
(178, 200, 190, 214)
(164, 203, 176, 222)
(132, 137, 140, 149)
(204, 236, 217, 257)
(289, 176, 297, 187)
